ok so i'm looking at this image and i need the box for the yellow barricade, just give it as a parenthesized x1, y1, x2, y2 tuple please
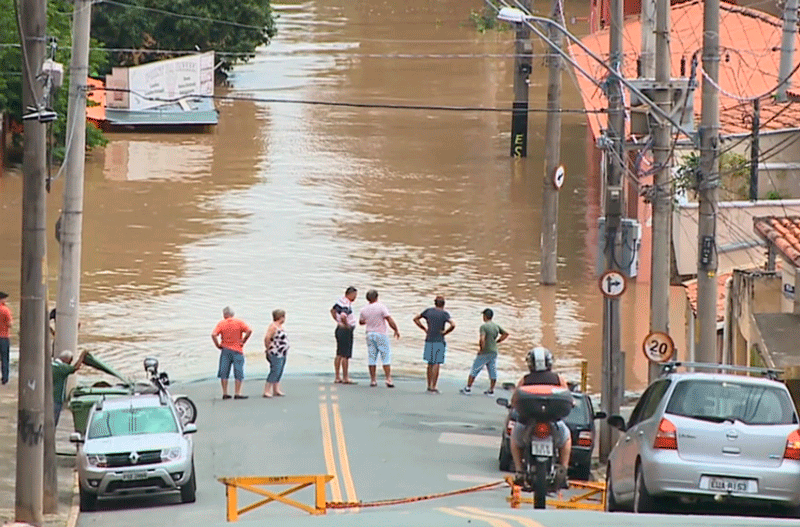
(506, 478, 606, 511)
(218, 474, 334, 521)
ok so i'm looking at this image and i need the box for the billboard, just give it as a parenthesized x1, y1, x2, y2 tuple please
(123, 52, 215, 111)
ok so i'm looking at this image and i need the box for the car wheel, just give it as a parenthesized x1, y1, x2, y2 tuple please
(79, 487, 97, 512)
(604, 466, 620, 512)
(633, 463, 656, 513)
(180, 462, 197, 504)
(174, 396, 198, 425)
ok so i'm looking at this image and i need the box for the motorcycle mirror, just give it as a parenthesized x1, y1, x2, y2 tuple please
(496, 397, 510, 408)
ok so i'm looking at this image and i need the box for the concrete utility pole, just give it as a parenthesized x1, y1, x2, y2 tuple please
(648, 0, 672, 382)
(697, 0, 721, 363)
(777, 0, 798, 102)
(511, 0, 532, 157)
(639, 0, 656, 78)
(750, 98, 759, 201)
(540, 0, 564, 285)
(16, 0, 48, 521)
(599, 0, 625, 463)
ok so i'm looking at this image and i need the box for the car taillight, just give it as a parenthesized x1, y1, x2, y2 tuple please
(533, 422, 551, 439)
(653, 418, 677, 450)
(784, 430, 800, 460)
(578, 431, 593, 447)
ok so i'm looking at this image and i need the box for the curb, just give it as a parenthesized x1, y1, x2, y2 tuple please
(65, 472, 79, 527)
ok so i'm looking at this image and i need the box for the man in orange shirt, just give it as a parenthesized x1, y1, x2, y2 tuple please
(211, 306, 252, 399)
(0, 292, 11, 385)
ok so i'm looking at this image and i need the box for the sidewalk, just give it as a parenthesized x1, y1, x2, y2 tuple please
(0, 374, 77, 527)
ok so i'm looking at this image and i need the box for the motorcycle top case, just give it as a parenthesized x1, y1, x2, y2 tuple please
(515, 385, 573, 421)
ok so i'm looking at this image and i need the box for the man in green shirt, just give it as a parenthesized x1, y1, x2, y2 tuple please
(53, 349, 89, 426)
(460, 308, 509, 395)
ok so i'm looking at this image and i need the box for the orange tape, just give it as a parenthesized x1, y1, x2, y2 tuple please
(326, 480, 506, 509)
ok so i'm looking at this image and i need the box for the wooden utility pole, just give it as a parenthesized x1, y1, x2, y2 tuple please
(16, 0, 48, 521)
(511, 0, 532, 157)
(540, 0, 564, 285)
(648, 0, 672, 382)
(599, 0, 625, 463)
(777, 0, 798, 102)
(750, 98, 759, 201)
(697, 0, 721, 363)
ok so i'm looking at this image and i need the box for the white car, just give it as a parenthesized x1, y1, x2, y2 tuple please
(71, 392, 197, 511)
(605, 364, 800, 516)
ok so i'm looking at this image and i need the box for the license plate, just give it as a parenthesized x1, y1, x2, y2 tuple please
(530, 439, 553, 457)
(122, 471, 148, 481)
(700, 476, 756, 494)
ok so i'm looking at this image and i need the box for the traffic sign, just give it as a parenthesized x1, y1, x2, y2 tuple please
(642, 332, 675, 363)
(553, 165, 565, 190)
(598, 270, 626, 298)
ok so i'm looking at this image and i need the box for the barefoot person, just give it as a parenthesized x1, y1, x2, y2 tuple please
(358, 289, 400, 387)
(331, 286, 357, 384)
(211, 306, 252, 400)
(263, 309, 289, 397)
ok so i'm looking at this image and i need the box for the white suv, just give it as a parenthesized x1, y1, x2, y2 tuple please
(71, 392, 197, 511)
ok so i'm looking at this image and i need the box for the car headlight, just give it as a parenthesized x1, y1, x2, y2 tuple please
(87, 454, 107, 467)
(161, 447, 183, 462)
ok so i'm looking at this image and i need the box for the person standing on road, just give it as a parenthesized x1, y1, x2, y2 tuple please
(0, 291, 11, 385)
(52, 348, 89, 426)
(358, 289, 400, 387)
(263, 309, 289, 398)
(460, 308, 508, 396)
(413, 296, 455, 394)
(331, 286, 357, 384)
(212, 306, 252, 400)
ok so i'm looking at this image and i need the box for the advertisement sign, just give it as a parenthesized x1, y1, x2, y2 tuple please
(127, 52, 215, 111)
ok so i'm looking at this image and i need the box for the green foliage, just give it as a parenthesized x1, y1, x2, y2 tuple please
(766, 190, 784, 200)
(469, 1, 507, 33)
(90, 0, 278, 74)
(675, 151, 750, 200)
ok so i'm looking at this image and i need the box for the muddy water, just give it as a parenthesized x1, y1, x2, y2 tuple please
(0, 0, 687, 391)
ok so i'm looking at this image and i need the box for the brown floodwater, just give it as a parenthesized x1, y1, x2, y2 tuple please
(0, 0, 687, 391)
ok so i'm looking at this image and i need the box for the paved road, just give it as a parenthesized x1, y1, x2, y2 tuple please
(75, 374, 799, 527)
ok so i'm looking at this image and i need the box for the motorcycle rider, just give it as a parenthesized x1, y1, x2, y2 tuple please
(510, 346, 572, 487)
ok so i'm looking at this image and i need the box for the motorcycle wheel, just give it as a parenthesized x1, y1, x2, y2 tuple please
(533, 459, 548, 509)
(174, 396, 198, 425)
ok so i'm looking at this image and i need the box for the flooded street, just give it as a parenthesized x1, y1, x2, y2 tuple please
(0, 0, 686, 391)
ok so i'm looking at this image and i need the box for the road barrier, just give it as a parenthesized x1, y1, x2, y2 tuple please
(506, 476, 606, 510)
(218, 475, 333, 520)
(327, 480, 506, 509)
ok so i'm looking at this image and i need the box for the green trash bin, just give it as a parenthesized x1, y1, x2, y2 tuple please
(68, 384, 133, 434)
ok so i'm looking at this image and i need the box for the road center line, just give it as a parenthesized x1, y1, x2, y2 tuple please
(458, 506, 547, 527)
(331, 402, 358, 507)
(438, 507, 515, 527)
(318, 402, 342, 503)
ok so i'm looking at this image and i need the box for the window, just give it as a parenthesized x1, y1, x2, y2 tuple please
(88, 406, 179, 439)
(666, 380, 797, 425)
(564, 396, 590, 426)
(627, 380, 671, 429)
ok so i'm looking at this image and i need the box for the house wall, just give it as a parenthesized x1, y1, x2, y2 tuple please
(730, 270, 782, 366)
(723, 130, 800, 199)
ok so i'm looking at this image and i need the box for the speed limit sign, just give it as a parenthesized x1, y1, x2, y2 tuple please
(642, 332, 675, 363)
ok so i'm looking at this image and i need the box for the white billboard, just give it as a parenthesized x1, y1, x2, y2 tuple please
(126, 52, 215, 111)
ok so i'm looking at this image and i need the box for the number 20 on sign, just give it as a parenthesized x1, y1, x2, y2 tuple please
(642, 332, 675, 363)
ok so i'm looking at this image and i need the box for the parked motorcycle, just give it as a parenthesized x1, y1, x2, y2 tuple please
(496, 384, 573, 509)
(142, 357, 198, 426)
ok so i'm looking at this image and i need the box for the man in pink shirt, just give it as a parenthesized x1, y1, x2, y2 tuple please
(212, 306, 252, 399)
(358, 289, 400, 387)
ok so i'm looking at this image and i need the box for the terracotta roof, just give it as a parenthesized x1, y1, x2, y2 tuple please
(570, 0, 800, 139)
(753, 216, 800, 267)
(683, 271, 732, 322)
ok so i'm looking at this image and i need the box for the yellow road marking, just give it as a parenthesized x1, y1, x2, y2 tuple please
(438, 507, 515, 527)
(318, 403, 342, 503)
(458, 506, 547, 527)
(331, 402, 358, 506)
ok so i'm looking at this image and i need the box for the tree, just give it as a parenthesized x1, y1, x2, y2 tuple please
(90, 0, 277, 74)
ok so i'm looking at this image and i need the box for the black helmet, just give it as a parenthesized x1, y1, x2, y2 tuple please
(526, 347, 553, 372)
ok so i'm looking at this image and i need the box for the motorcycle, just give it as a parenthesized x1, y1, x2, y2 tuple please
(142, 357, 198, 426)
(496, 384, 573, 509)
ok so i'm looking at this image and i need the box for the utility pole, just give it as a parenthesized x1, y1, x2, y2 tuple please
(648, 0, 672, 382)
(540, 0, 564, 285)
(16, 0, 48, 521)
(511, 0, 532, 157)
(750, 98, 759, 201)
(600, 0, 625, 463)
(777, 0, 798, 102)
(639, 0, 656, 78)
(697, 0, 721, 363)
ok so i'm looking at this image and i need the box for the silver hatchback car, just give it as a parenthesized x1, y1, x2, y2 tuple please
(605, 363, 800, 516)
(72, 393, 197, 511)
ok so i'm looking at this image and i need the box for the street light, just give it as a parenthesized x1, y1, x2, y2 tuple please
(497, 6, 529, 24)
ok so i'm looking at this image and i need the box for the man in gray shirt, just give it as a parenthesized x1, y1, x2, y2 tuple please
(413, 296, 455, 393)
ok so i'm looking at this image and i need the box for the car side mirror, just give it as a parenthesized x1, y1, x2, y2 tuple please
(607, 415, 626, 431)
(69, 432, 83, 443)
(183, 423, 197, 434)
(594, 411, 607, 420)
(496, 397, 510, 408)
